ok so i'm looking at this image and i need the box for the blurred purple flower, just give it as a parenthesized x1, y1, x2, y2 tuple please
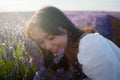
(2, 43, 9, 54)
(56, 68, 64, 80)
(38, 66, 45, 75)
(4, 75, 8, 80)
(38, 55, 44, 68)
(10, 73, 15, 80)
(22, 49, 26, 56)
(33, 72, 40, 80)
(11, 41, 17, 51)
(26, 58, 32, 68)
(7, 47, 15, 61)
(54, 49, 64, 64)
(65, 69, 75, 80)
(33, 66, 46, 80)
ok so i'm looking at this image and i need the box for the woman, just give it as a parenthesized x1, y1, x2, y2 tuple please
(24, 6, 120, 80)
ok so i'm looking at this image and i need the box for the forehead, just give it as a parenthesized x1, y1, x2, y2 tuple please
(30, 28, 48, 41)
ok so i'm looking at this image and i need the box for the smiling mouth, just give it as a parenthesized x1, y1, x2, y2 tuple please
(52, 48, 65, 56)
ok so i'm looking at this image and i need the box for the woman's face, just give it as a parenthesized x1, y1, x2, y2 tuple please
(31, 28, 68, 55)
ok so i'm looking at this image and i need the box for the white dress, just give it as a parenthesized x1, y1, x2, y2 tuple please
(77, 33, 120, 80)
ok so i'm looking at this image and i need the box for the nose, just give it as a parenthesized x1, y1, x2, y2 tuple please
(42, 40, 53, 51)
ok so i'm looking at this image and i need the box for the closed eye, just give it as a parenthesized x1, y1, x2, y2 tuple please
(47, 35, 54, 40)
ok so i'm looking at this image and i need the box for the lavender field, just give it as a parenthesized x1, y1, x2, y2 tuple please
(0, 11, 120, 80)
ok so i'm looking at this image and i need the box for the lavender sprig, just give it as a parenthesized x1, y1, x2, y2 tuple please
(54, 49, 64, 64)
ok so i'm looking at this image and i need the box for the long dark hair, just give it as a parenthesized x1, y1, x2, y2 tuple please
(24, 6, 84, 41)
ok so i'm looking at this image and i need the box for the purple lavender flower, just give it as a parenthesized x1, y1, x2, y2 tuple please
(38, 66, 45, 75)
(2, 53, 6, 63)
(23, 41, 29, 51)
(49, 75, 57, 80)
(2, 43, 9, 54)
(22, 49, 26, 56)
(6, 48, 15, 61)
(26, 58, 32, 68)
(56, 68, 65, 80)
(4, 75, 8, 80)
(10, 73, 15, 80)
(33, 72, 40, 80)
(11, 41, 17, 51)
(65, 70, 74, 80)
(33, 66, 46, 80)
(0, 32, 5, 42)
(38, 55, 44, 68)
(54, 49, 64, 64)
(33, 67, 46, 80)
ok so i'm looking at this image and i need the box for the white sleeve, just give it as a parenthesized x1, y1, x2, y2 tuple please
(77, 33, 120, 80)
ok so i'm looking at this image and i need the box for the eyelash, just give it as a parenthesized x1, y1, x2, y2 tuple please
(37, 36, 54, 46)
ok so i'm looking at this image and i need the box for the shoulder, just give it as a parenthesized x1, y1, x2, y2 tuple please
(80, 33, 103, 42)
(77, 33, 105, 64)
(77, 33, 120, 80)
(77, 32, 111, 66)
(79, 33, 105, 49)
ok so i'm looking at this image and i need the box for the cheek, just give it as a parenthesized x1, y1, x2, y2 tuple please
(52, 36, 67, 48)
(52, 39, 61, 45)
